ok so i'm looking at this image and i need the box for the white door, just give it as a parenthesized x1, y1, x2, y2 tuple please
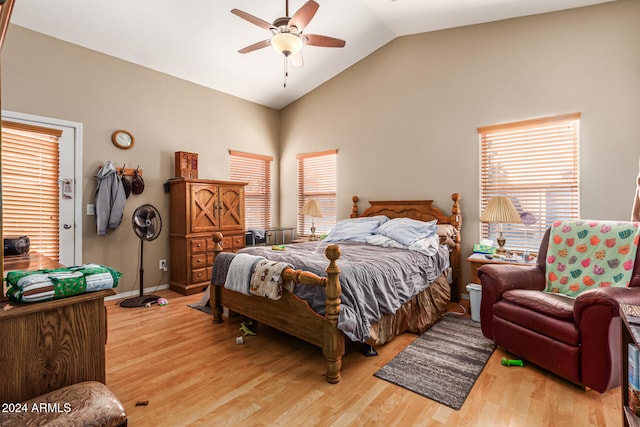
(1, 111, 83, 266)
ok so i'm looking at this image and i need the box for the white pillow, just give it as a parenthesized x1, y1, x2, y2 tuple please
(376, 217, 438, 246)
(366, 234, 408, 249)
(324, 215, 389, 243)
(367, 233, 440, 256)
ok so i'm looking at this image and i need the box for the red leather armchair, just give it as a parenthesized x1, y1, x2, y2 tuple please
(478, 228, 640, 392)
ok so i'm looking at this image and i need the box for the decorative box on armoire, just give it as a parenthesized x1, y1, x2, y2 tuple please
(169, 178, 247, 295)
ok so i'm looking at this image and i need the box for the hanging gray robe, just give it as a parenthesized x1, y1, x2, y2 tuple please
(95, 161, 127, 235)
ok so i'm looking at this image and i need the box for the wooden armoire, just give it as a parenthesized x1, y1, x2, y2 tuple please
(169, 178, 247, 295)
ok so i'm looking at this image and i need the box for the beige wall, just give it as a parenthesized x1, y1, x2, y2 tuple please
(280, 0, 640, 285)
(1, 25, 280, 290)
(2, 0, 639, 292)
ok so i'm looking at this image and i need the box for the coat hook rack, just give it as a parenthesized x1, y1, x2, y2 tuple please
(97, 163, 143, 177)
(119, 167, 142, 177)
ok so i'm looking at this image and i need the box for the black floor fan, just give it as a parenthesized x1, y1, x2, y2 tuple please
(120, 204, 163, 308)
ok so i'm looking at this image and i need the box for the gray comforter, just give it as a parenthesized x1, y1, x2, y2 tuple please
(216, 241, 450, 343)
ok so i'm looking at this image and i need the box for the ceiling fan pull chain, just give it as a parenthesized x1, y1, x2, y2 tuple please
(283, 56, 288, 88)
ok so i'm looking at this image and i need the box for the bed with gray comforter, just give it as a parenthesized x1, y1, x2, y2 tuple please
(213, 240, 450, 343)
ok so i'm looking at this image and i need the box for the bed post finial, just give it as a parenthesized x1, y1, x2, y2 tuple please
(450, 193, 461, 231)
(351, 195, 359, 218)
(324, 244, 344, 384)
(212, 232, 223, 253)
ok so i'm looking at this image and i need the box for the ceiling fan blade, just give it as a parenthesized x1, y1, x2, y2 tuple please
(290, 51, 304, 68)
(238, 39, 271, 54)
(304, 34, 346, 48)
(288, 0, 319, 32)
(231, 9, 275, 31)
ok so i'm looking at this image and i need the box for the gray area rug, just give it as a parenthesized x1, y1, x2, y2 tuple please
(187, 302, 212, 315)
(187, 286, 212, 314)
(374, 314, 495, 410)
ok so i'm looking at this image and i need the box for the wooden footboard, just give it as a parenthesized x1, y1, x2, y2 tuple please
(210, 232, 345, 384)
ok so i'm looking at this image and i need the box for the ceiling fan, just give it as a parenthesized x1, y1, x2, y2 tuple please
(231, 0, 346, 74)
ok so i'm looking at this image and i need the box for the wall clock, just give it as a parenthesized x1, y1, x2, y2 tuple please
(111, 130, 135, 149)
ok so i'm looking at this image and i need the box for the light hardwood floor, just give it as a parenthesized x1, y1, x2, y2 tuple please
(105, 289, 622, 426)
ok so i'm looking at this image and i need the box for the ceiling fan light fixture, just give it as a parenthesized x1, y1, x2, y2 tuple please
(271, 32, 303, 57)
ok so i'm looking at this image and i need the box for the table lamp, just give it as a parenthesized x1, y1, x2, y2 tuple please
(300, 199, 323, 241)
(479, 196, 521, 255)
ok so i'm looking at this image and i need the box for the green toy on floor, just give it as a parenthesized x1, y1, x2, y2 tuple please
(240, 321, 256, 336)
(501, 357, 524, 367)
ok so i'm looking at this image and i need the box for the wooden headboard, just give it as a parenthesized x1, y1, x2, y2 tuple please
(350, 193, 462, 302)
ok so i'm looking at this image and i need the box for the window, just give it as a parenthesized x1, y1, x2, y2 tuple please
(1, 120, 62, 260)
(297, 150, 337, 237)
(479, 113, 580, 252)
(229, 150, 272, 229)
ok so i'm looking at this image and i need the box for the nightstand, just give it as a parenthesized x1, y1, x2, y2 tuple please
(467, 252, 536, 284)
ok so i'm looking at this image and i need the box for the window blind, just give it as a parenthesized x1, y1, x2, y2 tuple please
(478, 113, 580, 252)
(229, 150, 272, 229)
(1, 120, 62, 260)
(297, 150, 337, 237)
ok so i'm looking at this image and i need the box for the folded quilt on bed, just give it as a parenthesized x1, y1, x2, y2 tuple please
(250, 260, 294, 300)
(5, 264, 122, 303)
(225, 253, 265, 295)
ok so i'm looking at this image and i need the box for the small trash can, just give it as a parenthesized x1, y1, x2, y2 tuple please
(466, 283, 482, 322)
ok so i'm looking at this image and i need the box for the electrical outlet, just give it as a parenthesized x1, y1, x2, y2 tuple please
(159, 259, 167, 271)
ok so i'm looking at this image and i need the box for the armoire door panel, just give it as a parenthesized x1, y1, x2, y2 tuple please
(219, 186, 245, 231)
(190, 183, 219, 233)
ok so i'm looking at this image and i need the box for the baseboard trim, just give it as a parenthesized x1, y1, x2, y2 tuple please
(105, 284, 170, 301)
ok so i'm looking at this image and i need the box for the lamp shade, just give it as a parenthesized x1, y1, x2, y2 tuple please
(479, 196, 521, 224)
(300, 199, 323, 218)
(271, 32, 304, 57)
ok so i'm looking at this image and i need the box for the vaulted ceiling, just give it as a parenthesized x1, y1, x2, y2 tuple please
(10, 0, 612, 110)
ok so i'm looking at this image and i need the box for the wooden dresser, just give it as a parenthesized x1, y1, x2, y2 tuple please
(169, 178, 247, 295)
(0, 290, 114, 403)
(1, 253, 114, 402)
